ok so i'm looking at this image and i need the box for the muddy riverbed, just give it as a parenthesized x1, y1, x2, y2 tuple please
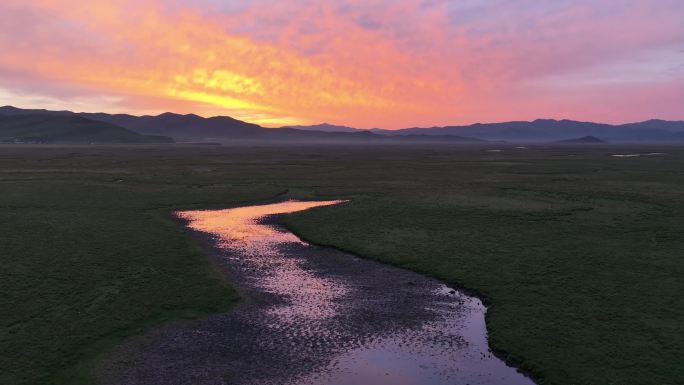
(97, 200, 534, 385)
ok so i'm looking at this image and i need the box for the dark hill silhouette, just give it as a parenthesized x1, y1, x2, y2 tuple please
(285, 123, 361, 133)
(0, 107, 262, 141)
(555, 135, 606, 143)
(0, 114, 172, 144)
(0, 107, 481, 143)
(95, 112, 263, 140)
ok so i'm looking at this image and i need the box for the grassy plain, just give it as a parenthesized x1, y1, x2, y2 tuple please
(1, 144, 683, 385)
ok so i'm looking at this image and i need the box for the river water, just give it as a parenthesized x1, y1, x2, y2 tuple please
(97, 200, 534, 385)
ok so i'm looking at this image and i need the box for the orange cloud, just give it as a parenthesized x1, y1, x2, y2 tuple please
(0, 0, 463, 126)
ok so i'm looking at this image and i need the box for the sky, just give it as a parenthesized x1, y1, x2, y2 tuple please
(0, 0, 683, 128)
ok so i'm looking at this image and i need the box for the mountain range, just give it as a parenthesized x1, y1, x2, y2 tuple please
(293, 119, 684, 142)
(371, 119, 684, 142)
(0, 106, 479, 143)
(1, 105, 683, 144)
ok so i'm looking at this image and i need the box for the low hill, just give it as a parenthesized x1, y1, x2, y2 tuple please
(0, 114, 173, 144)
(284, 123, 363, 133)
(555, 135, 606, 144)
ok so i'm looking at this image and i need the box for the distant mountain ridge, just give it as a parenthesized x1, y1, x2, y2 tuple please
(0, 106, 481, 143)
(372, 119, 684, 142)
(2, 106, 683, 143)
(284, 118, 684, 142)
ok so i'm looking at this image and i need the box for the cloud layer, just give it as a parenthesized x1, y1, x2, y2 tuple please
(1, 0, 682, 127)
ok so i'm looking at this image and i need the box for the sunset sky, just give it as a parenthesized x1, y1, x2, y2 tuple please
(1, 0, 683, 128)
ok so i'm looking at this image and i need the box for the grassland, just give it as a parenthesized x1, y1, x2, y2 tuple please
(1, 144, 683, 385)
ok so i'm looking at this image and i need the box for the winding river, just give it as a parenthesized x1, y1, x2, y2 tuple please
(97, 200, 534, 385)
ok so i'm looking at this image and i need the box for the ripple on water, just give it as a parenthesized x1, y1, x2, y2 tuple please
(98, 200, 534, 385)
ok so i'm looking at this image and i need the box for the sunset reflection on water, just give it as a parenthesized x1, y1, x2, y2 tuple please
(179, 200, 344, 254)
(178, 200, 347, 321)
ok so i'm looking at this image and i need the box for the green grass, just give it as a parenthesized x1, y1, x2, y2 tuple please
(1, 144, 683, 385)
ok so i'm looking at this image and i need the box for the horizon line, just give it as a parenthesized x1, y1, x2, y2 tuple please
(2, 104, 682, 130)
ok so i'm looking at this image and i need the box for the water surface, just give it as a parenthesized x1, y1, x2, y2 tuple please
(97, 200, 534, 385)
